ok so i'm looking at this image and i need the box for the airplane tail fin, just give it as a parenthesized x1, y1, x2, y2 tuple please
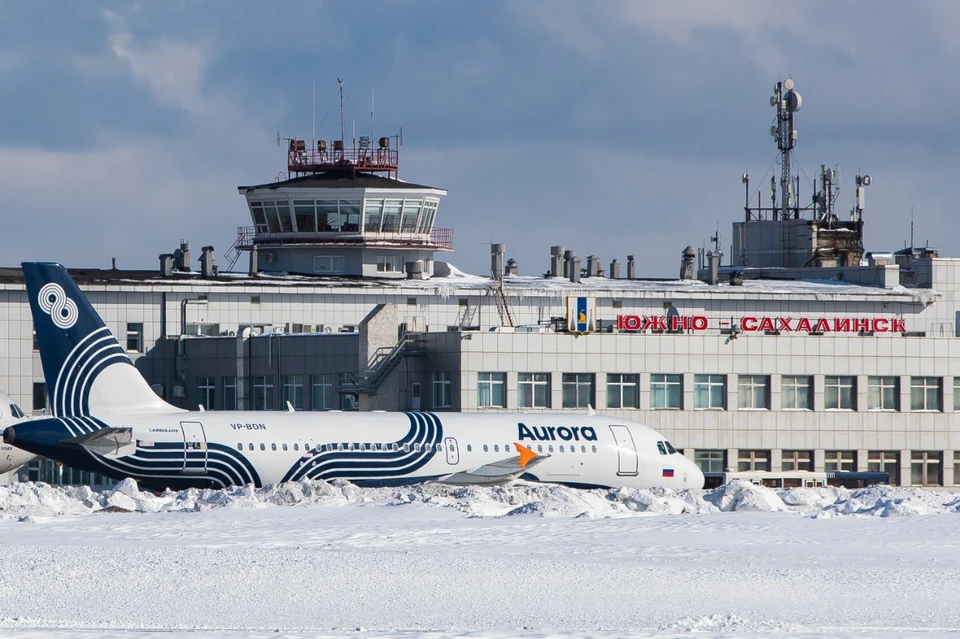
(22, 263, 178, 417)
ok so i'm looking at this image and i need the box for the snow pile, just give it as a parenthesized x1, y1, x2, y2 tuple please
(6, 477, 960, 521)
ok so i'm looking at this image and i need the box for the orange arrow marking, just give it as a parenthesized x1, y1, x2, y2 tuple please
(514, 442, 537, 468)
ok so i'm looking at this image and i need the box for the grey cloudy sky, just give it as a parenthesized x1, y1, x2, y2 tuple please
(1, 1, 957, 277)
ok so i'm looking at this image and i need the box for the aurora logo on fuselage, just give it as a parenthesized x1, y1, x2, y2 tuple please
(518, 423, 598, 442)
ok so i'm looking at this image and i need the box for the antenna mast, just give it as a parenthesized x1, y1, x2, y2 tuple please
(338, 78, 345, 159)
(771, 78, 802, 220)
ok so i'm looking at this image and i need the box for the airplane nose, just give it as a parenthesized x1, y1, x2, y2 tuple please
(3, 426, 14, 445)
(688, 459, 705, 489)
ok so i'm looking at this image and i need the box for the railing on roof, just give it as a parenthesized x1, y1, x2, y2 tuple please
(233, 226, 454, 251)
(288, 147, 399, 175)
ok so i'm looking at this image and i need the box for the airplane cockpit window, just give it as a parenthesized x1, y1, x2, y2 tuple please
(657, 442, 667, 455)
(665, 441, 678, 454)
(9, 404, 24, 419)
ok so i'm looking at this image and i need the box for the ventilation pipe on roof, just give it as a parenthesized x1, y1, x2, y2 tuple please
(200, 246, 216, 278)
(159, 254, 174, 278)
(569, 257, 581, 283)
(680, 246, 697, 280)
(177, 241, 191, 272)
(609, 258, 620, 279)
(506, 258, 518, 276)
(563, 250, 576, 279)
(249, 246, 259, 275)
(491, 244, 505, 280)
(627, 255, 636, 279)
(550, 246, 564, 277)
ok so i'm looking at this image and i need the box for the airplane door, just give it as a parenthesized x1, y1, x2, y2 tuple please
(444, 437, 459, 465)
(609, 425, 638, 476)
(180, 421, 208, 473)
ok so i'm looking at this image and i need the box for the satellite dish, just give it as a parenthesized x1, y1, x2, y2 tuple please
(785, 90, 802, 112)
(862, 175, 872, 186)
(783, 78, 795, 90)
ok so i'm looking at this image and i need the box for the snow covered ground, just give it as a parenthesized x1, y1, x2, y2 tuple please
(1, 479, 960, 639)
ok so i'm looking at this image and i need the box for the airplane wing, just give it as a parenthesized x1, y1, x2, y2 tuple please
(62, 427, 135, 456)
(436, 442, 550, 486)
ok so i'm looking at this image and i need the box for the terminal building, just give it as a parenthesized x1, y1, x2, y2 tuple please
(1, 78, 959, 488)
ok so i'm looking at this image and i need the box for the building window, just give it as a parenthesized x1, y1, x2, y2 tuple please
(185, 323, 220, 336)
(650, 374, 682, 409)
(253, 376, 274, 411)
(519, 373, 550, 409)
(694, 374, 726, 410)
(781, 450, 813, 471)
(867, 376, 899, 411)
(377, 255, 404, 273)
(432, 372, 451, 409)
(737, 375, 769, 410)
(737, 449, 769, 471)
(911, 451, 942, 486)
(311, 374, 334, 410)
(606, 374, 638, 409)
(283, 375, 304, 410)
(911, 376, 942, 411)
(32, 382, 46, 412)
(781, 375, 812, 410)
(197, 377, 215, 410)
(825, 376, 856, 410)
(954, 452, 960, 486)
(825, 450, 856, 472)
(126, 322, 143, 352)
(868, 450, 900, 484)
(313, 255, 345, 274)
(562, 373, 595, 409)
(694, 450, 725, 474)
(223, 377, 237, 410)
(477, 372, 506, 408)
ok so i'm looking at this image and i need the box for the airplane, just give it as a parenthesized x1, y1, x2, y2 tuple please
(3, 262, 705, 492)
(0, 391, 37, 475)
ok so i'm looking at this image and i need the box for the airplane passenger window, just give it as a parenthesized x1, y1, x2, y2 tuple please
(282, 443, 288, 451)
(483, 444, 488, 452)
(548, 445, 554, 453)
(494, 445, 499, 452)
(237, 443, 242, 451)
(348, 444, 355, 451)
(248, 443, 254, 451)
(260, 443, 266, 451)
(581, 445, 586, 453)
(403, 443, 410, 452)
(294, 443, 299, 451)
(466, 444, 472, 452)
(414, 443, 421, 452)
(559, 445, 564, 453)
(537, 445, 543, 453)
(271, 443, 277, 451)
(592, 445, 597, 453)
(437, 443, 443, 452)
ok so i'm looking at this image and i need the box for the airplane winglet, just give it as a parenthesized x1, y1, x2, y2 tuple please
(514, 442, 537, 468)
(586, 404, 595, 416)
(286, 401, 295, 413)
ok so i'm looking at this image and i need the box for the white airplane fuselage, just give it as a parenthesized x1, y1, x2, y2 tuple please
(7, 409, 704, 491)
(0, 392, 36, 475)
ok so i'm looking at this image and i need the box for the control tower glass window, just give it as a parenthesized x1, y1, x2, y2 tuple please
(294, 200, 316, 233)
(318, 200, 339, 232)
(419, 199, 439, 233)
(250, 202, 268, 233)
(364, 199, 384, 232)
(401, 200, 422, 233)
(340, 199, 361, 232)
(275, 201, 292, 232)
(382, 200, 402, 232)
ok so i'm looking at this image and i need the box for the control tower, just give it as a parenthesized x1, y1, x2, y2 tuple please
(231, 81, 451, 278)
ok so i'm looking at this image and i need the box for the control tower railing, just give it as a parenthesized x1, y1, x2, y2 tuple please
(287, 146, 398, 176)
(232, 226, 454, 251)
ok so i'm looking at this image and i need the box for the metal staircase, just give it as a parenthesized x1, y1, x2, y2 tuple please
(339, 331, 426, 394)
